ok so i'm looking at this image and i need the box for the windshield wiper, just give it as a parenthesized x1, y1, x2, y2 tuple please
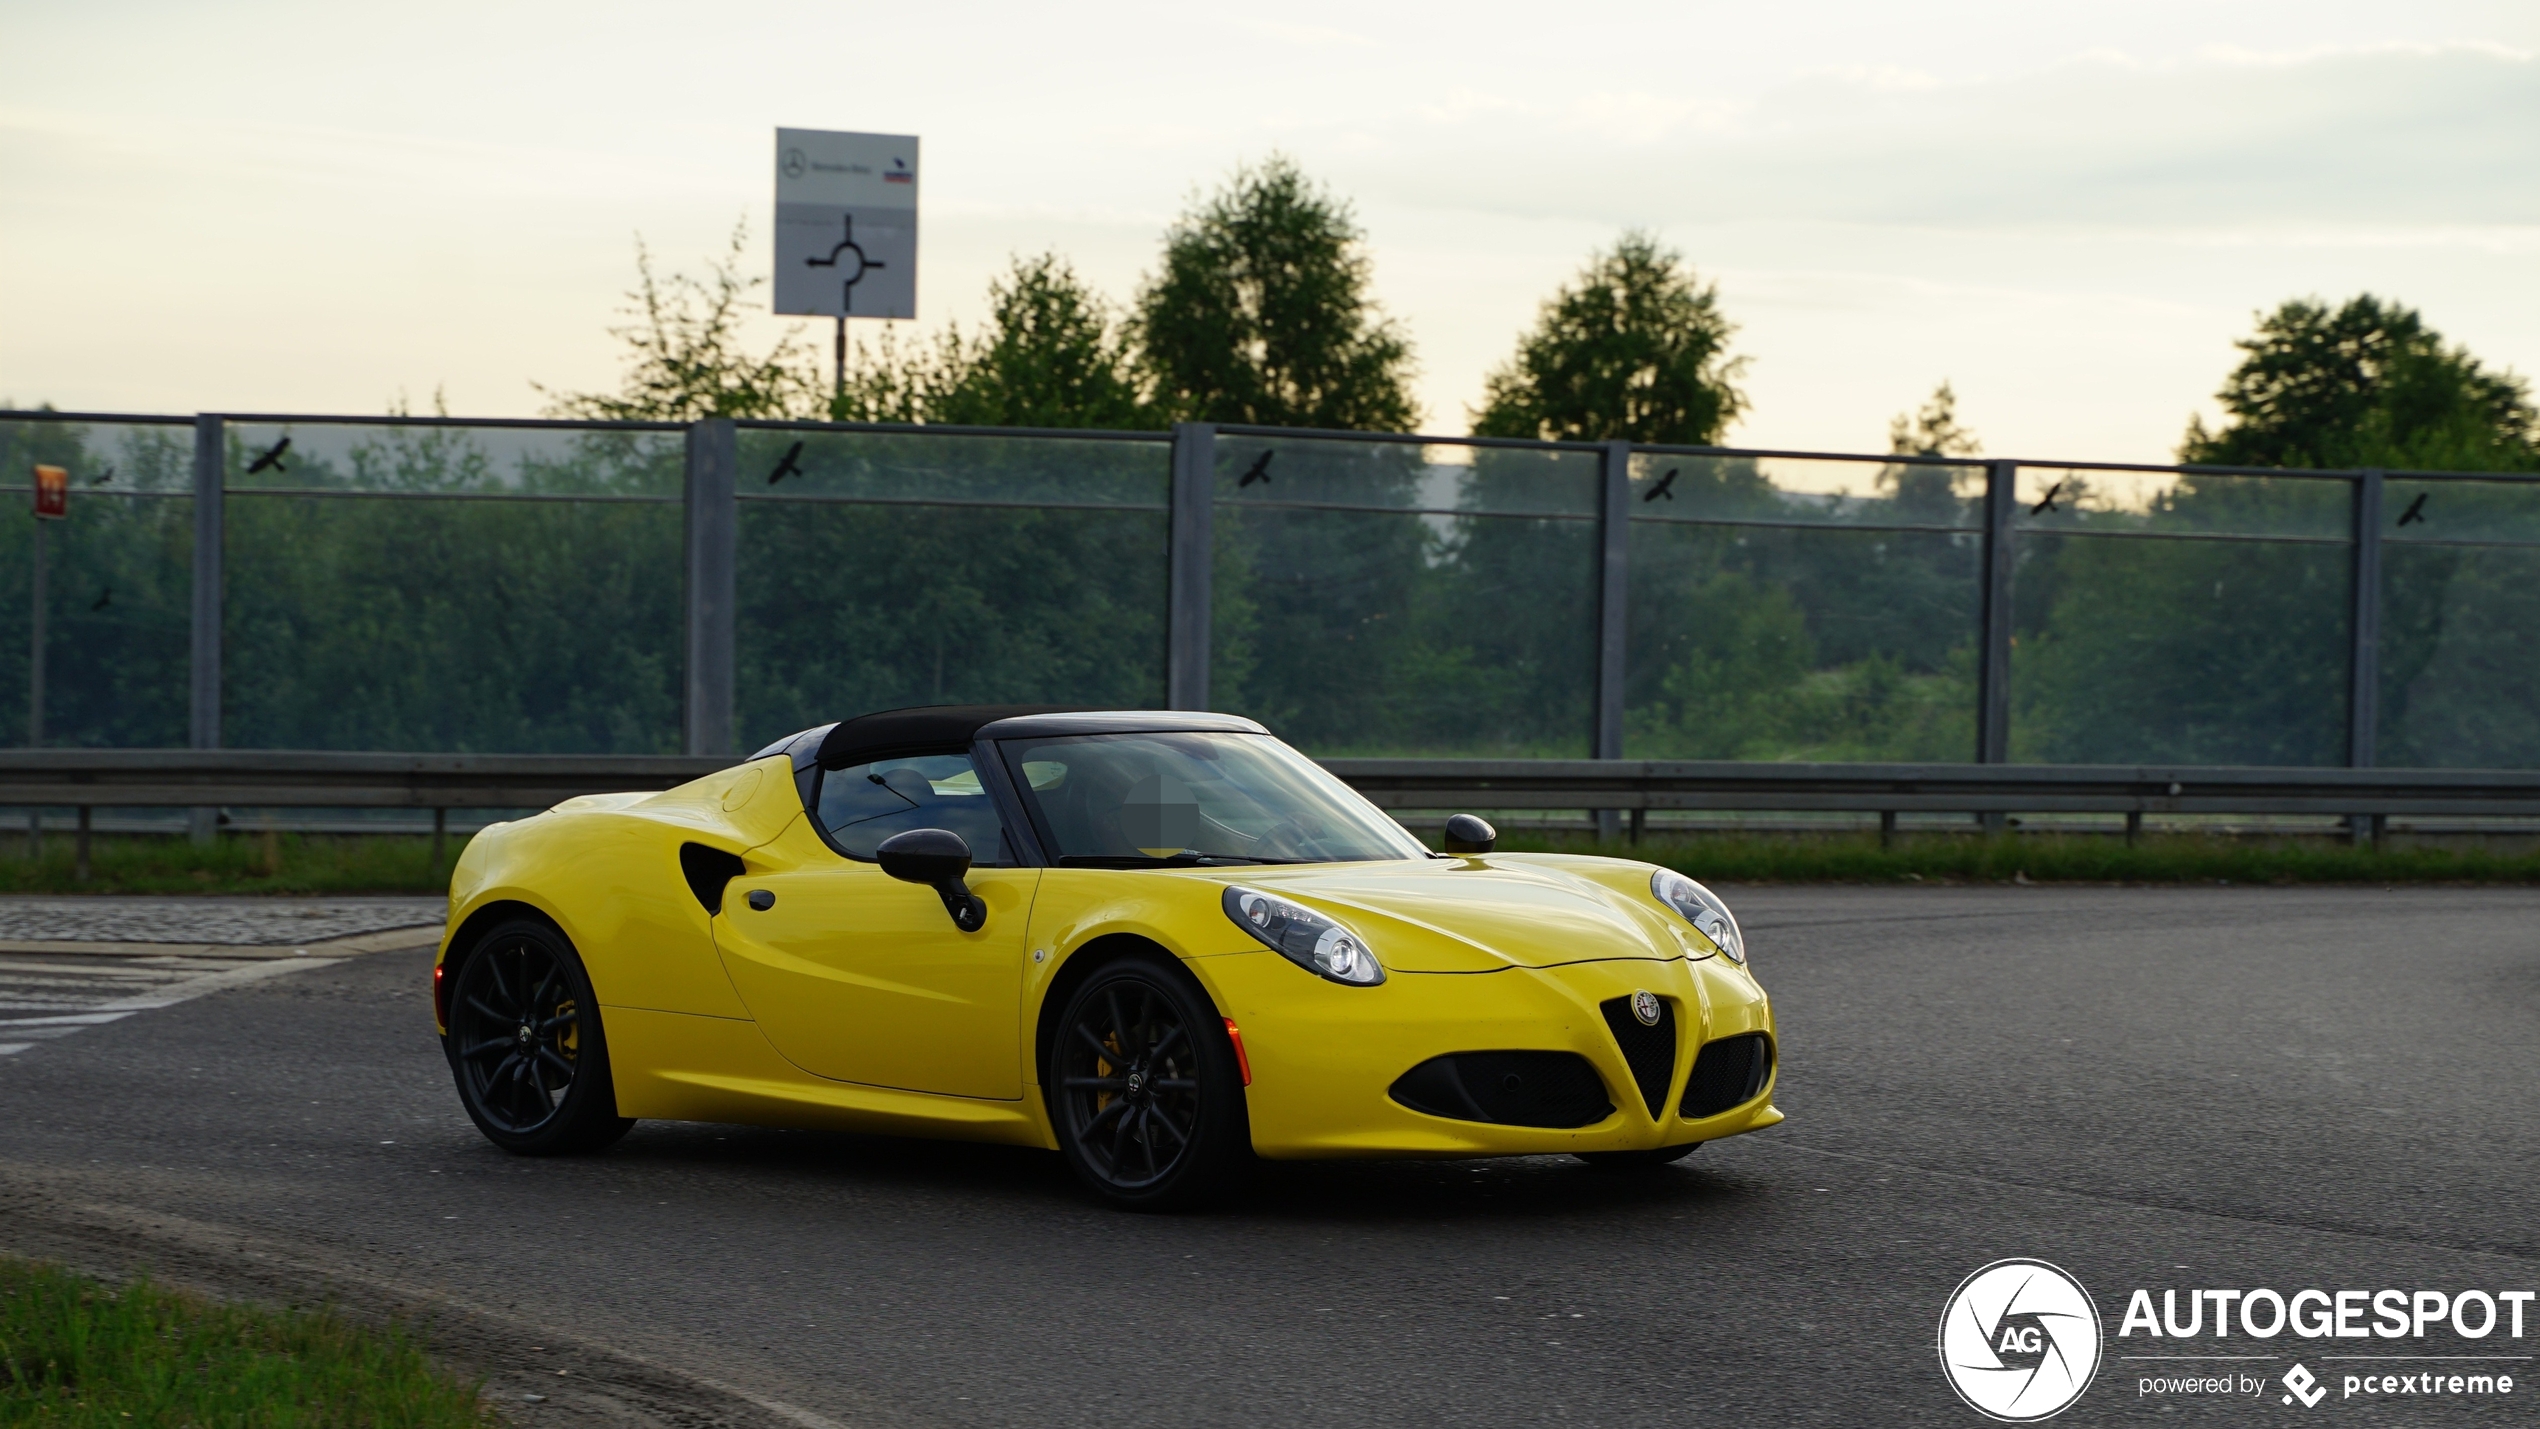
(1054, 852, 1303, 868)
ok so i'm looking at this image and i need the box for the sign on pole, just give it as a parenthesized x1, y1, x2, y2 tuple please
(32, 464, 67, 519)
(773, 129, 918, 320)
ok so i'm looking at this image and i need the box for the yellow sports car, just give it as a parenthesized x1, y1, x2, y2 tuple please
(434, 707, 1780, 1208)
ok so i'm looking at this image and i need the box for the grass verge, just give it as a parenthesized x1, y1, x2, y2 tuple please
(1502, 829, 2540, 884)
(0, 1257, 492, 1426)
(0, 834, 453, 897)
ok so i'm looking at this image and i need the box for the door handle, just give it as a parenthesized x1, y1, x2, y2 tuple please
(746, 889, 775, 911)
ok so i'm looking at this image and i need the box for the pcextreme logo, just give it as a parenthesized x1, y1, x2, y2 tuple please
(1939, 1259, 2104, 1422)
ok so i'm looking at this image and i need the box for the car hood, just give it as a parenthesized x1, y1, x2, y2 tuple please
(1204, 853, 1711, 974)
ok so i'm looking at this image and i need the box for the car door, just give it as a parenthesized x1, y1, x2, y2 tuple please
(713, 750, 1038, 1100)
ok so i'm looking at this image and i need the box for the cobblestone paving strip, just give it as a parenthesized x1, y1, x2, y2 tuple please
(0, 896, 446, 946)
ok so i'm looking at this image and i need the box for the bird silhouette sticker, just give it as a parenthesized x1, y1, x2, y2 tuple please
(767, 441, 805, 486)
(246, 438, 291, 475)
(1643, 468, 1679, 502)
(1237, 452, 1274, 488)
(2396, 493, 2429, 527)
(2029, 481, 2064, 516)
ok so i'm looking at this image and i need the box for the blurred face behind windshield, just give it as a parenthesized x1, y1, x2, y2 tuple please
(1000, 732, 1428, 865)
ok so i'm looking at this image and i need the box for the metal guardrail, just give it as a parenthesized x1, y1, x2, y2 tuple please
(1320, 758, 2540, 819)
(7, 750, 2539, 828)
(0, 750, 730, 810)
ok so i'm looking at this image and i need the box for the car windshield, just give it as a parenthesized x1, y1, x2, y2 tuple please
(998, 731, 1430, 866)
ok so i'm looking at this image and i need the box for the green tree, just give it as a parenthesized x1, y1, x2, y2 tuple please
(1471, 231, 1747, 444)
(1879, 379, 1981, 521)
(2182, 294, 2538, 471)
(829, 324, 955, 425)
(1132, 157, 1418, 431)
(1888, 380, 1980, 460)
(931, 254, 1149, 428)
(540, 224, 819, 422)
(829, 254, 1148, 429)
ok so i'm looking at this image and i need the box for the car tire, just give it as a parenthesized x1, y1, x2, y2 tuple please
(1047, 953, 1250, 1211)
(443, 918, 634, 1156)
(1575, 1143, 1701, 1170)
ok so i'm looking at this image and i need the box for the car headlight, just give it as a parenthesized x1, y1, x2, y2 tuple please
(1222, 886, 1385, 986)
(1651, 869, 1744, 964)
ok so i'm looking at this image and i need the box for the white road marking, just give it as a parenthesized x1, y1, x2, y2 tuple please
(0, 938, 427, 1056)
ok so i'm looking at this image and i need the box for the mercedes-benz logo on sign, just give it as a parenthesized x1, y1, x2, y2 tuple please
(1939, 1259, 2102, 1421)
(1631, 990, 1661, 1026)
(781, 147, 807, 178)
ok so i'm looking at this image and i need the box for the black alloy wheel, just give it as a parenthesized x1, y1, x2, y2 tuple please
(1049, 956, 1249, 1210)
(444, 919, 633, 1155)
(1576, 1142, 1702, 1170)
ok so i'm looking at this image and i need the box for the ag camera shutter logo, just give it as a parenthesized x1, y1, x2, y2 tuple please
(1939, 1259, 2104, 1421)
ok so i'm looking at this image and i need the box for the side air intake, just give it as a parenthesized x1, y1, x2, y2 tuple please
(679, 843, 747, 915)
(1681, 1033, 1774, 1119)
(1390, 1051, 1614, 1129)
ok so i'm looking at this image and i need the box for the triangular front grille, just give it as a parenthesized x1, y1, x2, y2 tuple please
(1599, 994, 1678, 1118)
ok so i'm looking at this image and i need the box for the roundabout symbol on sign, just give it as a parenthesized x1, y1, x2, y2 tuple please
(806, 214, 886, 314)
(1938, 1259, 2102, 1422)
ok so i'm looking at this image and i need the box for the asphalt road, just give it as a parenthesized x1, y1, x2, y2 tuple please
(2, 885, 2536, 1426)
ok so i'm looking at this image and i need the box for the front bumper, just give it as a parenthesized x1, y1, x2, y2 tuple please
(1192, 948, 1781, 1159)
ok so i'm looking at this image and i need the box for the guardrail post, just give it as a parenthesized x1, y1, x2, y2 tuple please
(683, 419, 738, 758)
(1593, 441, 1631, 840)
(1976, 459, 2017, 834)
(2348, 468, 2384, 847)
(1167, 423, 1215, 711)
(188, 415, 224, 844)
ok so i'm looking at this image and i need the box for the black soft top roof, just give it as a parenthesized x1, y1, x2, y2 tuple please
(755, 705, 1271, 771)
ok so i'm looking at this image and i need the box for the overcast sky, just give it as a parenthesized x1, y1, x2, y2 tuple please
(2, 1, 2533, 461)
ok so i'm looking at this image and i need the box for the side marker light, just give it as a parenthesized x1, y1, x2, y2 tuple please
(1223, 1018, 1253, 1086)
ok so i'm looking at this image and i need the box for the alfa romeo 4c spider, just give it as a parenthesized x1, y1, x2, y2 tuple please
(435, 706, 1780, 1208)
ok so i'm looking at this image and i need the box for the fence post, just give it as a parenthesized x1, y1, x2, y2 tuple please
(683, 419, 737, 758)
(188, 415, 224, 845)
(25, 519, 42, 853)
(2348, 468, 2384, 846)
(1167, 423, 1215, 711)
(27, 519, 42, 750)
(1976, 459, 2017, 834)
(1593, 441, 1631, 840)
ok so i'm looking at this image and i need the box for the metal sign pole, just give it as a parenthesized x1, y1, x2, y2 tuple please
(834, 315, 847, 413)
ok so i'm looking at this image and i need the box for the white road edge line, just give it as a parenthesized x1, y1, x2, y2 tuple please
(0, 1012, 139, 1028)
(97, 957, 349, 1011)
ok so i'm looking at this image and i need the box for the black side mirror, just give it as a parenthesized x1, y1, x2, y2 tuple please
(1443, 814, 1497, 854)
(876, 828, 988, 931)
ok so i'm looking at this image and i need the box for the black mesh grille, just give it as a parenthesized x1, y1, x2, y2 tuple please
(1682, 1033, 1774, 1119)
(1599, 995, 1678, 1117)
(1389, 1051, 1614, 1129)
